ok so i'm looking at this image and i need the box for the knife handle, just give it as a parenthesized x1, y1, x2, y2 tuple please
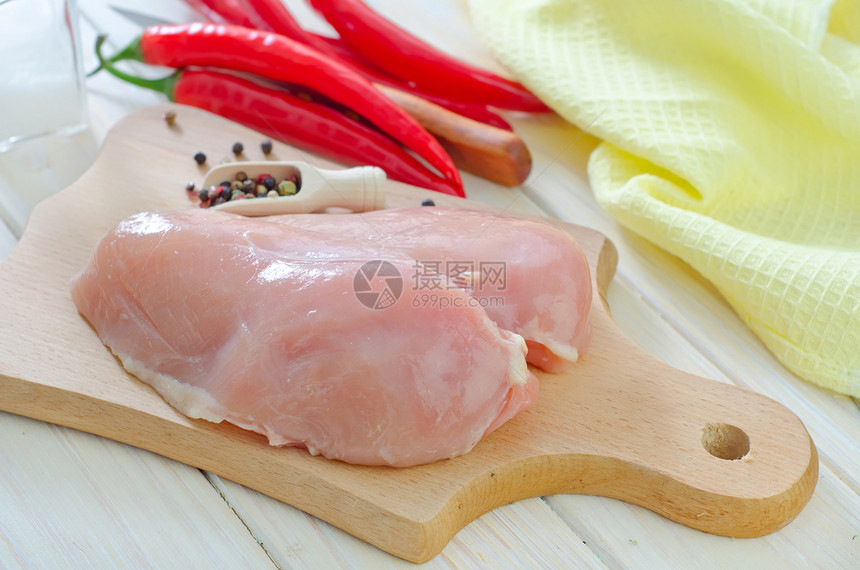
(378, 85, 533, 187)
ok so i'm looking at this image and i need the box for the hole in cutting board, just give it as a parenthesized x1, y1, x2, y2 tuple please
(701, 422, 750, 460)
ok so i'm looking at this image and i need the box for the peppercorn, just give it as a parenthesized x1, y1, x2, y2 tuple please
(421, 198, 435, 206)
(185, 181, 195, 193)
(284, 166, 303, 191)
(266, 190, 279, 198)
(235, 171, 248, 182)
(261, 140, 273, 154)
(242, 180, 255, 193)
(197, 188, 209, 202)
(232, 142, 244, 155)
(231, 180, 244, 191)
(163, 110, 176, 125)
(194, 152, 207, 165)
(256, 184, 268, 196)
(277, 180, 297, 196)
(263, 176, 277, 190)
(219, 187, 231, 201)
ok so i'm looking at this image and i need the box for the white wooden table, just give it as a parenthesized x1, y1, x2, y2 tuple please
(1, 1, 858, 567)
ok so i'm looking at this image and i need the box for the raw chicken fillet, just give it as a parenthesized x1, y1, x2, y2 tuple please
(71, 210, 544, 467)
(274, 207, 592, 372)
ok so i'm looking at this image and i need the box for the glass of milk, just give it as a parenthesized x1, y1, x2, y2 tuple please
(0, 0, 89, 151)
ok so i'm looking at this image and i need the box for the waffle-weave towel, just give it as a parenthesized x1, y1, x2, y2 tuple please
(468, 0, 860, 396)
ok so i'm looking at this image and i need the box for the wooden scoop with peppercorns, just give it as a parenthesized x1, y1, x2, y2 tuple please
(198, 161, 387, 216)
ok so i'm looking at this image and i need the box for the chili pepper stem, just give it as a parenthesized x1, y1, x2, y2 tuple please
(86, 34, 107, 77)
(110, 35, 146, 64)
(92, 34, 180, 100)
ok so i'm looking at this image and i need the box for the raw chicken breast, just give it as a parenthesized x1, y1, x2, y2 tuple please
(271, 207, 592, 372)
(71, 210, 538, 467)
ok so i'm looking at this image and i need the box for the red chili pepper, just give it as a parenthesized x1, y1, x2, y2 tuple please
(179, 75, 463, 196)
(183, 0, 271, 30)
(111, 23, 463, 193)
(313, 36, 514, 130)
(189, 0, 514, 130)
(93, 37, 462, 196)
(308, 0, 551, 113)
(241, 0, 329, 49)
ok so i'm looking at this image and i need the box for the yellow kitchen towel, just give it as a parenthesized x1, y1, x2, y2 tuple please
(467, 0, 859, 396)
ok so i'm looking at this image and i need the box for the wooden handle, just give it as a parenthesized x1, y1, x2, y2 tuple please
(378, 85, 532, 187)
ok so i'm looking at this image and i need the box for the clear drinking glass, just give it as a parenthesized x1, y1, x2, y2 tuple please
(0, 0, 89, 151)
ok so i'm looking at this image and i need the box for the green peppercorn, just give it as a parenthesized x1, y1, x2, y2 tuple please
(194, 152, 206, 165)
(231, 180, 244, 191)
(283, 166, 302, 191)
(232, 142, 244, 155)
(261, 139, 273, 154)
(256, 184, 268, 196)
(277, 180, 297, 196)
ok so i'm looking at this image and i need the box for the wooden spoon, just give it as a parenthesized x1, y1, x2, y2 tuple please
(203, 161, 387, 215)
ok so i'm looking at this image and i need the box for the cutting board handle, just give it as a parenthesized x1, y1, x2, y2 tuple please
(506, 232, 820, 540)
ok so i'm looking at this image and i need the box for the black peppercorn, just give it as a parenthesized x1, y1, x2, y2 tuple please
(193, 152, 206, 165)
(232, 142, 244, 155)
(261, 139, 273, 154)
(421, 199, 435, 207)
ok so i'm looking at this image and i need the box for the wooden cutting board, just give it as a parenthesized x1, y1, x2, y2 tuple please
(0, 104, 817, 563)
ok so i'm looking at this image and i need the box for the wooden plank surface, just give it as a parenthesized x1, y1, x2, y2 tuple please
(0, 0, 856, 567)
(0, 412, 278, 568)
